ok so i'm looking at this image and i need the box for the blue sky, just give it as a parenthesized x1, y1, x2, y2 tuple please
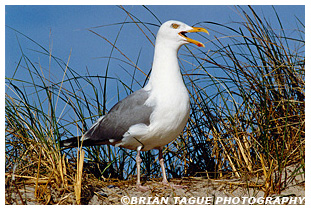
(5, 5, 305, 135)
(6, 5, 305, 89)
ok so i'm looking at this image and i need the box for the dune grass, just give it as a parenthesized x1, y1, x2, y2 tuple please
(180, 6, 305, 193)
(5, 6, 304, 204)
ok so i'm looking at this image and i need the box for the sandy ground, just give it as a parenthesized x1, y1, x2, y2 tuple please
(87, 173, 305, 205)
(7, 165, 305, 205)
(87, 180, 304, 205)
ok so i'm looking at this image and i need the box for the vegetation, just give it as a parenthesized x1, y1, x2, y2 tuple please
(5, 6, 304, 204)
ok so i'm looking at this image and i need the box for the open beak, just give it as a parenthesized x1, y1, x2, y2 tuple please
(179, 27, 209, 47)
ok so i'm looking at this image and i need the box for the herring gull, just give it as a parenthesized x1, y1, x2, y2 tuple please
(61, 20, 208, 191)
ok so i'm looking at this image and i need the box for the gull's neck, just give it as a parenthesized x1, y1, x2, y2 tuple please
(146, 41, 184, 91)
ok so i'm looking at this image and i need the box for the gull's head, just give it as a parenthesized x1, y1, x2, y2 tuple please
(156, 20, 209, 48)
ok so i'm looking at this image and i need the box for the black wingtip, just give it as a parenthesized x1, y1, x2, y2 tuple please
(60, 136, 82, 148)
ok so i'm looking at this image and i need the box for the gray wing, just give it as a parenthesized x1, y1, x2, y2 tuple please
(83, 88, 153, 145)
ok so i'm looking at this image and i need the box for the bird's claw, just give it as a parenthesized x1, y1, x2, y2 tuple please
(162, 180, 187, 189)
(136, 184, 150, 192)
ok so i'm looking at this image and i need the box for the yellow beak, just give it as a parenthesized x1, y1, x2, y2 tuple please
(179, 27, 209, 47)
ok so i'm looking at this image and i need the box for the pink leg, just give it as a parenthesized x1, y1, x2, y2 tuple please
(136, 146, 149, 191)
(158, 149, 169, 185)
(159, 149, 187, 189)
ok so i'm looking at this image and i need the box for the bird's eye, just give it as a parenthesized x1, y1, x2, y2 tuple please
(171, 23, 180, 29)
